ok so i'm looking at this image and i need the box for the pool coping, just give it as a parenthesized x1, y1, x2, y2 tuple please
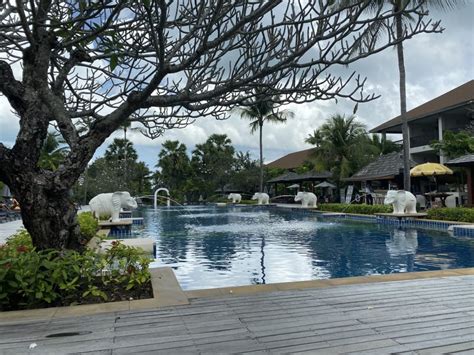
(2, 267, 473, 322)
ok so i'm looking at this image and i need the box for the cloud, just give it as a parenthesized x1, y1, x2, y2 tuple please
(1, 2, 473, 169)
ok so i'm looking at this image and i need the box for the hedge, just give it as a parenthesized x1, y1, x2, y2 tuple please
(426, 207, 474, 223)
(317, 203, 392, 215)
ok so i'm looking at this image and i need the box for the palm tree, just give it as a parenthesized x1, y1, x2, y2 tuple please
(157, 140, 190, 190)
(369, 134, 401, 155)
(104, 138, 138, 189)
(38, 132, 69, 170)
(307, 114, 367, 183)
(234, 93, 294, 192)
(104, 138, 138, 161)
(338, 0, 459, 191)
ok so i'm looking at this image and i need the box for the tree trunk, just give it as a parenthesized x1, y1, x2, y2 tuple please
(396, 11, 411, 192)
(11, 173, 82, 251)
(259, 120, 264, 192)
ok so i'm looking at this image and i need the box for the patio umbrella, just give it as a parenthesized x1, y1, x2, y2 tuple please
(410, 163, 453, 177)
(315, 181, 336, 189)
(1, 185, 11, 198)
(287, 184, 300, 189)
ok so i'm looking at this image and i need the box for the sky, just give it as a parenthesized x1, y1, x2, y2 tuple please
(0, 3, 473, 171)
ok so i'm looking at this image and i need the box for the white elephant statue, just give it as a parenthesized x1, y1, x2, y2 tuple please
(294, 191, 317, 208)
(89, 191, 138, 221)
(227, 193, 242, 203)
(252, 192, 270, 205)
(384, 190, 417, 214)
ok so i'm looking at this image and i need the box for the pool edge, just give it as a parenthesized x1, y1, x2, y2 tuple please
(184, 267, 474, 299)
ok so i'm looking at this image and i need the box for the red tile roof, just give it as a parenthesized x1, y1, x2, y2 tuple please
(265, 148, 316, 169)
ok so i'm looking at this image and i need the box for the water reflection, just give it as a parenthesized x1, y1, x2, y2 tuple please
(143, 206, 474, 290)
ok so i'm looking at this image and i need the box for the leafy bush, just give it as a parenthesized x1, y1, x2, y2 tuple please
(0, 233, 152, 311)
(78, 212, 99, 243)
(206, 194, 227, 203)
(239, 199, 257, 205)
(427, 207, 474, 223)
(318, 203, 392, 215)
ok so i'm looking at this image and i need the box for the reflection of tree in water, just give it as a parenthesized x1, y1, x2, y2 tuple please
(157, 234, 188, 264)
(197, 234, 237, 271)
(307, 223, 395, 278)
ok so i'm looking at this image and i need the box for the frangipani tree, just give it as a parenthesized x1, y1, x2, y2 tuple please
(0, 1, 442, 250)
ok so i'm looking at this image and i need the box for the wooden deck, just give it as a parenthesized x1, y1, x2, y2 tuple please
(0, 275, 473, 354)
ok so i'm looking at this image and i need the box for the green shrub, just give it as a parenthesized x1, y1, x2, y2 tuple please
(426, 207, 474, 223)
(318, 203, 393, 215)
(78, 212, 99, 243)
(206, 194, 227, 203)
(238, 199, 257, 205)
(0, 234, 152, 311)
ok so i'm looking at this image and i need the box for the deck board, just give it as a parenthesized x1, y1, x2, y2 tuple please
(0, 275, 473, 354)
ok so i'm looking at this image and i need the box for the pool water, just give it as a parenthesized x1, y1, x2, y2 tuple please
(136, 206, 474, 290)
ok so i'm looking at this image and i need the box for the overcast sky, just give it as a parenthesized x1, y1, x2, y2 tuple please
(0, 3, 473, 171)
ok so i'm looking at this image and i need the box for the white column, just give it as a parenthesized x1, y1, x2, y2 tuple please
(407, 125, 413, 160)
(438, 116, 446, 164)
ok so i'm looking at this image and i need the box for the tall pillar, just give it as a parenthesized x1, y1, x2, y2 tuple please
(438, 116, 446, 164)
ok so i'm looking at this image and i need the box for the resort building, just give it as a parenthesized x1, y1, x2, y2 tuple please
(351, 80, 474, 206)
(370, 80, 473, 164)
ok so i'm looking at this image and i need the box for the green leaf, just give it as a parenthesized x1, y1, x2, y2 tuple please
(110, 54, 118, 71)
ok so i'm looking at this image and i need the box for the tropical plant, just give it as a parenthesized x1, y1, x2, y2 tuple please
(230, 152, 260, 194)
(38, 132, 69, 170)
(306, 114, 369, 184)
(0, 233, 151, 311)
(234, 91, 294, 192)
(156, 141, 191, 191)
(369, 134, 402, 155)
(430, 130, 474, 159)
(191, 134, 235, 197)
(104, 138, 138, 162)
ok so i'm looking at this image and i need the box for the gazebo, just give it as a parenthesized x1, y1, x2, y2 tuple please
(266, 171, 332, 196)
(446, 154, 474, 206)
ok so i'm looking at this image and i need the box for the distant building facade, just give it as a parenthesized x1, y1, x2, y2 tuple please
(370, 80, 473, 164)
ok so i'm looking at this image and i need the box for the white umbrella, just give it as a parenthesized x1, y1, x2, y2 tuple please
(1, 185, 11, 198)
(287, 184, 300, 189)
(315, 181, 336, 189)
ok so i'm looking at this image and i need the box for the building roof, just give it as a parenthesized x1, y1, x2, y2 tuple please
(446, 153, 474, 166)
(370, 80, 474, 134)
(267, 170, 332, 183)
(265, 148, 316, 169)
(345, 151, 416, 182)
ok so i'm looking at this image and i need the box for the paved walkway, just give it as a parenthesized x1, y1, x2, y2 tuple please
(1, 275, 473, 354)
(0, 219, 23, 244)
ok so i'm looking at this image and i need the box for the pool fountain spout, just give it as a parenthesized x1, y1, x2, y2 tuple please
(154, 188, 170, 208)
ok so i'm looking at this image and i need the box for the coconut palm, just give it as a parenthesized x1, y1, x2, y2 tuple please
(369, 134, 401, 155)
(338, 0, 460, 191)
(308, 114, 367, 183)
(234, 93, 294, 192)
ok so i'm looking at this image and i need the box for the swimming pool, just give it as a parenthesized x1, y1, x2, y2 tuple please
(137, 205, 474, 290)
